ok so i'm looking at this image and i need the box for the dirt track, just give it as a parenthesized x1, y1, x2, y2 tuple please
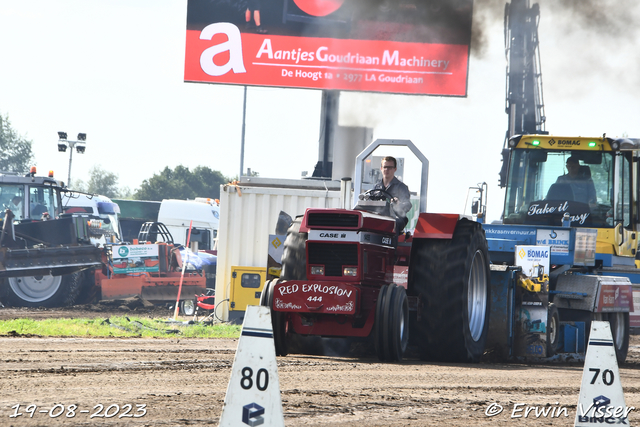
(0, 308, 639, 426)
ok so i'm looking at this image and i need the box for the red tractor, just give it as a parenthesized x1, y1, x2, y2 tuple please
(260, 139, 491, 362)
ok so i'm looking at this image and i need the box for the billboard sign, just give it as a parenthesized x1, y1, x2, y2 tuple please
(185, 0, 473, 96)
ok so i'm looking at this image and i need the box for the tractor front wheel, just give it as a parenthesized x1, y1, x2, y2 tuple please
(2, 272, 83, 308)
(547, 303, 560, 357)
(374, 284, 409, 362)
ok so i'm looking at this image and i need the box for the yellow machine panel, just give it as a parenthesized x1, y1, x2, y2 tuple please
(513, 135, 613, 151)
(229, 266, 266, 313)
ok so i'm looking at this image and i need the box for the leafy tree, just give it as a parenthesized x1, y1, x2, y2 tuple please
(69, 165, 123, 198)
(86, 165, 120, 198)
(0, 112, 35, 173)
(69, 178, 88, 193)
(133, 165, 228, 201)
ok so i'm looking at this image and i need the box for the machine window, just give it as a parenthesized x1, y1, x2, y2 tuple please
(504, 150, 616, 227)
(0, 185, 25, 221)
(188, 228, 211, 250)
(241, 273, 261, 288)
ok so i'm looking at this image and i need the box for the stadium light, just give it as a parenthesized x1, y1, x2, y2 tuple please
(57, 131, 87, 187)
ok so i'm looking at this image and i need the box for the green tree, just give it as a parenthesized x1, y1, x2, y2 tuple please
(87, 165, 120, 198)
(0, 112, 35, 173)
(69, 165, 123, 198)
(133, 165, 228, 201)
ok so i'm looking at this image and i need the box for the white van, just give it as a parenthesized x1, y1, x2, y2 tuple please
(157, 198, 219, 252)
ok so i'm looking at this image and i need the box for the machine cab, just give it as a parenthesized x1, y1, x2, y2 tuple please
(503, 135, 638, 258)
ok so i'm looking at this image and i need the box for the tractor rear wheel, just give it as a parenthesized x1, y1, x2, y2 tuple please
(409, 219, 490, 363)
(2, 272, 83, 308)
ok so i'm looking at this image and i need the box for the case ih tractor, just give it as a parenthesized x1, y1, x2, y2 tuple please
(261, 139, 491, 362)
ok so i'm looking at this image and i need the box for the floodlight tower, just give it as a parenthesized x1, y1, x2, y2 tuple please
(57, 132, 87, 187)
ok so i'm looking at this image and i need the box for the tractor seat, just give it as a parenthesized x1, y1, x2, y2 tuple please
(546, 183, 574, 201)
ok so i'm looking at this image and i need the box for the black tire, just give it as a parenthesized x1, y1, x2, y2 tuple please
(280, 217, 307, 281)
(374, 284, 390, 361)
(260, 279, 289, 356)
(607, 312, 630, 364)
(374, 284, 409, 362)
(586, 312, 630, 365)
(1, 272, 83, 308)
(260, 280, 272, 307)
(273, 311, 289, 356)
(275, 217, 307, 357)
(268, 282, 290, 356)
(408, 219, 491, 363)
(387, 285, 409, 362)
(381, 284, 396, 361)
(181, 299, 196, 316)
(547, 303, 560, 357)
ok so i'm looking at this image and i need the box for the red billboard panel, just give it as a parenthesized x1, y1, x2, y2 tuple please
(185, 0, 473, 96)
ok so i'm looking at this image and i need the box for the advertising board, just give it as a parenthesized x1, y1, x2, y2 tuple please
(112, 245, 160, 274)
(185, 0, 473, 96)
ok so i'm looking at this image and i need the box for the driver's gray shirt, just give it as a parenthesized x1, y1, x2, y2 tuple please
(374, 177, 412, 218)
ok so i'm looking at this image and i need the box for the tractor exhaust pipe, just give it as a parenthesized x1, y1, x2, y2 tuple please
(340, 177, 352, 209)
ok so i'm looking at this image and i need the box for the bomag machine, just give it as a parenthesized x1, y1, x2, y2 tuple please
(483, 133, 636, 363)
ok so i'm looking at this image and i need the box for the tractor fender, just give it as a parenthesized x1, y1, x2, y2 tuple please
(413, 213, 462, 239)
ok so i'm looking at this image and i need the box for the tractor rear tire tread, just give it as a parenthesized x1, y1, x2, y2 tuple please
(409, 219, 490, 363)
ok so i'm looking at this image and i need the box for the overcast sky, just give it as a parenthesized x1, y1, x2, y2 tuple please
(1, 0, 638, 222)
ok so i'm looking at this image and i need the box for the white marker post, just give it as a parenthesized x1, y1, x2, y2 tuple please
(575, 320, 634, 426)
(219, 305, 285, 427)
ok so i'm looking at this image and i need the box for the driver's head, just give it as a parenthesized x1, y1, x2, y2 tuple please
(381, 156, 397, 181)
(566, 156, 580, 176)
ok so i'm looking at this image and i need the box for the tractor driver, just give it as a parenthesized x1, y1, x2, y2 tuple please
(9, 196, 23, 220)
(556, 156, 597, 206)
(373, 156, 412, 231)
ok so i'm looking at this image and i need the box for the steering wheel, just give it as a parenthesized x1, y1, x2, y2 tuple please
(363, 188, 394, 202)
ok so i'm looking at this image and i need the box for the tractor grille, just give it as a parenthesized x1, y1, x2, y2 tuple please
(307, 212, 359, 228)
(308, 242, 358, 277)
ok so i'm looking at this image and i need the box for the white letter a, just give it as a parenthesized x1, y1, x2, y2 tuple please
(199, 22, 246, 76)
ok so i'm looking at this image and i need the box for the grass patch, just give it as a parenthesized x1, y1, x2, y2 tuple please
(0, 316, 241, 339)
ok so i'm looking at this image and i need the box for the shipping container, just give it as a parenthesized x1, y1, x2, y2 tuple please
(214, 177, 345, 322)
